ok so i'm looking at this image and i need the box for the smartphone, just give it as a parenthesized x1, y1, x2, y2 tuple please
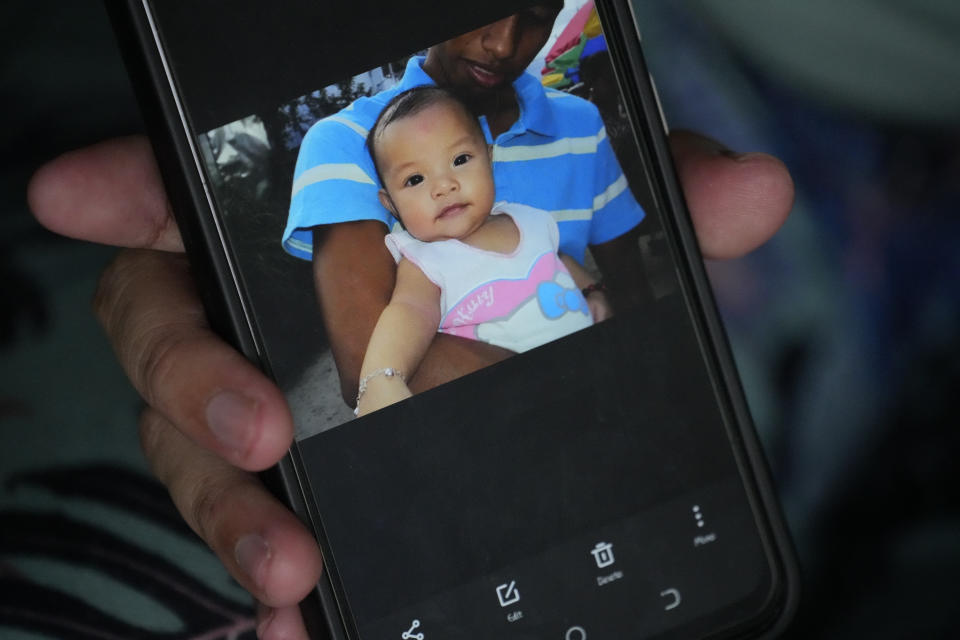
(107, 0, 798, 637)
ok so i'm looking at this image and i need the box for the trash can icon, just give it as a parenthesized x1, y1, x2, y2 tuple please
(591, 542, 615, 568)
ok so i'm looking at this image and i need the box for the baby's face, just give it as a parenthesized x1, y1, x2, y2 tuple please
(376, 102, 494, 242)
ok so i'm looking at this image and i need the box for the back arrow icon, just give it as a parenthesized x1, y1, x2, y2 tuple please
(660, 588, 681, 610)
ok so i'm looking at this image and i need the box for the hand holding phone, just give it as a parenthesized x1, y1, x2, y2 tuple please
(29, 134, 791, 640)
(30, 2, 796, 634)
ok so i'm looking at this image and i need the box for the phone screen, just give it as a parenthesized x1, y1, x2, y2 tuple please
(141, 0, 787, 636)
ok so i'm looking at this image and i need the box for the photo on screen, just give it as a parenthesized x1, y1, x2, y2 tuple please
(195, 0, 678, 439)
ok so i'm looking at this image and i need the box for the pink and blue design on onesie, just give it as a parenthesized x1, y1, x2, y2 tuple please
(384, 202, 594, 353)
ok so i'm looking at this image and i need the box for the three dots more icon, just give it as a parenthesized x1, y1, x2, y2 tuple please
(692, 505, 705, 528)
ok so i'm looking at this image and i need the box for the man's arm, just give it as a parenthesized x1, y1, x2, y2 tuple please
(560, 252, 613, 322)
(312, 222, 513, 405)
(589, 221, 653, 313)
(312, 220, 395, 404)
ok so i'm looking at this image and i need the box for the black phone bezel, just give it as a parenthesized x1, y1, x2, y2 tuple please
(594, 1, 800, 637)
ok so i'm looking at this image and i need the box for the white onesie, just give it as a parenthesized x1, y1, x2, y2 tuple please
(384, 202, 594, 353)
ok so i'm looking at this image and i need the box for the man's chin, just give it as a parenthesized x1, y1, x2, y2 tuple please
(452, 79, 515, 106)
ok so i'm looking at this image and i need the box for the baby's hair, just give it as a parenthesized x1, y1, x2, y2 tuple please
(366, 85, 485, 185)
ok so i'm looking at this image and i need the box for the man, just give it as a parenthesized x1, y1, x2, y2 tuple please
(287, 3, 651, 405)
(28, 12, 793, 640)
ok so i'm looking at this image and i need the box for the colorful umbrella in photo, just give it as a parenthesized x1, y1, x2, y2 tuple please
(541, 1, 606, 88)
(544, 1, 597, 66)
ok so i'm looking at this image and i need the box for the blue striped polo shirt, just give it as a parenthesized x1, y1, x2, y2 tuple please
(282, 56, 644, 264)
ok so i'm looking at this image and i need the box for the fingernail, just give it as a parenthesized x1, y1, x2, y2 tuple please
(236, 533, 271, 589)
(703, 139, 745, 160)
(686, 133, 746, 160)
(716, 147, 746, 160)
(206, 390, 257, 453)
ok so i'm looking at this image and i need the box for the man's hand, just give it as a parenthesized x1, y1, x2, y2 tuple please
(586, 290, 614, 322)
(669, 130, 793, 259)
(27, 130, 792, 640)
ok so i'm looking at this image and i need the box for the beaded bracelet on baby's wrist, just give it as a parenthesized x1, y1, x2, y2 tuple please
(354, 367, 406, 416)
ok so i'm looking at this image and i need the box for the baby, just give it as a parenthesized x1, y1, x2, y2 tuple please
(355, 86, 611, 416)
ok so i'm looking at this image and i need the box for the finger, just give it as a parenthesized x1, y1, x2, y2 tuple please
(669, 130, 794, 260)
(256, 602, 310, 640)
(141, 408, 322, 608)
(96, 249, 293, 470)
(27, 135, 183, 251)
